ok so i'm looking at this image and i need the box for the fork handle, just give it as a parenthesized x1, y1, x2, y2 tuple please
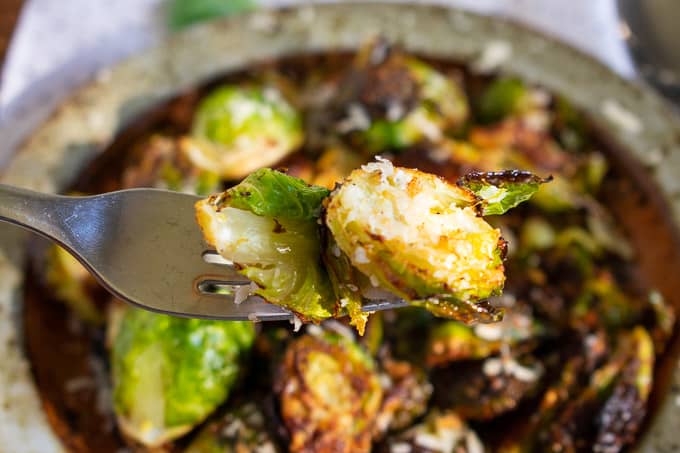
(0, 184, 84, 249)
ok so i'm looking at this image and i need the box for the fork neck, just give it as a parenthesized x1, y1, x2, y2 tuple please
(0, 184, 85, 249)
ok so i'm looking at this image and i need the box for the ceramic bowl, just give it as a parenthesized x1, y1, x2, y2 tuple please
(1, 3, 679, 451)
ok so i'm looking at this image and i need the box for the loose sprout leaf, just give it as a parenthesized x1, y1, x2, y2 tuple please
(196, 170, 335, 322)
(215, 168, 330, 221)
(111, 308, 255, 447)
(458, 170, 552, 216)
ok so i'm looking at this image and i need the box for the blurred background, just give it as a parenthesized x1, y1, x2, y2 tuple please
(0, 0, 654, 169)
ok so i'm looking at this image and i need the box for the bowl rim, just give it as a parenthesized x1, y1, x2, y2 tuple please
(1, 2, 680, 451)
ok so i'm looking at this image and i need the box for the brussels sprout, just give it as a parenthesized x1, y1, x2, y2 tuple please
(329, 40, 468, 153)
(111, 308, 255, 446)
(519, 216, 556, 253)
(184, 403, 278, 453)
(276, 331, 382, 452)
(571, 271, 642, 330)
(538, 328, 653, 453)
(183, 85, 303, 179)
(325, 159, 543, 322)
(381, 410, 485, 453)
(374, 355, 432, 435)
(45, 244, 105, 324)
(196, 168, 336, 322)
(426, 311, 543, 366)
(122, 134, 219, 195)
(593, 326, 654, 452)
(478, 78, 529, 124)
(433, 354, 543, 420)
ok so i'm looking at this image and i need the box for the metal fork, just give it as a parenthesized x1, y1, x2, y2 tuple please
(0, 184, 406, 321)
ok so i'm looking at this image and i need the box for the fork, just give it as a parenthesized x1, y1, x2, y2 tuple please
(0, 184, 407, 321)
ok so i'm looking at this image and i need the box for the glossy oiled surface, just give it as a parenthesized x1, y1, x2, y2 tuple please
(2, 3, 680, 452)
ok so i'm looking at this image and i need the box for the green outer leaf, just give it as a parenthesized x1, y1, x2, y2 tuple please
(458, 170, 550, 216)
(167, 0, 256, 31)
(112, 308, 255, 431)
(218, 168, 330, 221)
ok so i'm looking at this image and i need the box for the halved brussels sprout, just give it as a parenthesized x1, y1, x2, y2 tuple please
(593, 326, 654, 452)
(196, 168, 336, 322)
(111, 308, 255, 446)
(184, 403, 278, 453)
(381, 410, 484, 453)
(325, 158, 502, 303)
(276, 330, 382, 452)
(433, 354, 544, 420)
(538, 328, 653, 453)
(325, 159, 544, 322)
(182, 84, 303, 179)
(330, 40, 468, 152)
(45, 244, 105, 324)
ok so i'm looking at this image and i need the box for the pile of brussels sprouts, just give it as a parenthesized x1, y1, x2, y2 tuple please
(43, 39, 674, 452)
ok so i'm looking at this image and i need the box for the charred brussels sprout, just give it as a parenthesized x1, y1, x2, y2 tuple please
(433, 355, 543, 420)
(183, 84, 303, 179)
(426, 311, 543, 366)
(111, 308, 255, 446)
(277, 331, 382, 452)
(184, 403, 278, 453)
(45, 244, 105, 324)
(325, 159, 545, 323)
(196, 168, 336, 322)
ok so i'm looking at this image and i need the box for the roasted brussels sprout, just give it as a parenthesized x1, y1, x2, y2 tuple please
(426, 310, 543, 366)
(276, 330, 382, 452)
(535, 328, 654, 453)
(325, 159, 545, 322)
(182, 84, 303, 179)
(45, 244, 105, 324)
(478, 78, 530, 124)
(433, 354, 543, 420)
(184, 403, 278, 453)
(122, 134, 220, 195)
(381, 410, 485, 453)
(111, 308, 255, 446)
(593, 326, 654, 452)
(196, 168, 336, 322)
(328, 39, 468, 153)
